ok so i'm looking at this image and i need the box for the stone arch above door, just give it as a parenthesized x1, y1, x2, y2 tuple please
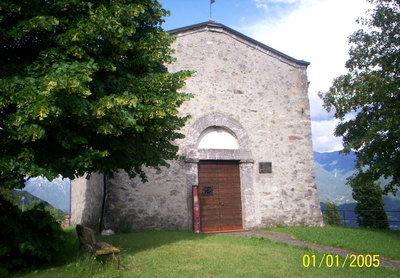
(184, 113, 253, 162)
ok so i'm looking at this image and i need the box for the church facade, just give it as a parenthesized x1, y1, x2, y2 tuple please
(71, 22, 323, 231)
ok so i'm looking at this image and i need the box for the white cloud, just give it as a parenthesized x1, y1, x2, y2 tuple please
(254, 0, 299, 5)
(311, 119, 343, 153)
(240, 0, 371, 152)
(309, 94, 333, 121)
(252, 0, 300, 15)
(244, 0, 371, 98)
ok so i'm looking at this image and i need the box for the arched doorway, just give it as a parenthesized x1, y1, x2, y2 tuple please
(196, 127, 242, 231)
(184, 113, 256, 232)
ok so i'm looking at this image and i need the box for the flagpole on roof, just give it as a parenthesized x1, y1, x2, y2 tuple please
(210, 0, 215, 21)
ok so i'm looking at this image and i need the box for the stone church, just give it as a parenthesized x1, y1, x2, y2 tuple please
(71, 21, 323, 232)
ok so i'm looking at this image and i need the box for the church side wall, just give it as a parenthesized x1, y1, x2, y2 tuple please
(104, 160, 190, 230)
(70, 173, 103, 229)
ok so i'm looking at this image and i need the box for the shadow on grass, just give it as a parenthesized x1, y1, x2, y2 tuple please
(98, 229, 211, 256)
(10, 226, 80, 277)
(12, 226, 212, 277)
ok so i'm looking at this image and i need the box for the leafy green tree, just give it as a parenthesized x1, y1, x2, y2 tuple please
(348, 170, 389, 229)
(319, 0, 400, 195)
(0, 0, 192, 190)
(0, 188, 18, 205)
(324, 202, 343, 226)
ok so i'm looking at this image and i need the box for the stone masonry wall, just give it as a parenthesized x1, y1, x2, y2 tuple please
(169, 26, 323, 228)
(104, 161, 189, 230)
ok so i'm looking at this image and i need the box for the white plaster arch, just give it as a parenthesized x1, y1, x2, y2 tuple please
(197, 126, 239, 150)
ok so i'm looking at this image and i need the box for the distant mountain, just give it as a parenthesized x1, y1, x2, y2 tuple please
(314, 151, 356, 204)
(314, 151, 357, 174)
(314, 152, 400, 207)
(13, 190, 43, 206)
(23, 176, 70, 213)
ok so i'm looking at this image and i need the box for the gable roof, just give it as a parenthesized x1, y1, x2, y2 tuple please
(168, 21, 310, 68)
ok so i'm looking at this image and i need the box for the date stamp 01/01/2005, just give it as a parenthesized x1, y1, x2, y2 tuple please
(302, 254, 381, 268)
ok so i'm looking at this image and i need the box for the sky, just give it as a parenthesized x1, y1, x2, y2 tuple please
(158, 0, 372, 153)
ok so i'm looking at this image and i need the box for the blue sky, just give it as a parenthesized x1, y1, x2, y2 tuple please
(159, 0, 297, 30)
(158, 0, 371, 152)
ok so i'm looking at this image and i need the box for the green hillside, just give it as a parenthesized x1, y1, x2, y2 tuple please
(314, 151, 400, 205)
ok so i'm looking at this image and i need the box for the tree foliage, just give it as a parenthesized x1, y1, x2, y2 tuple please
(348, 170, 389, 229)
(319, 0, 400, 195)
(324, 202, 343, 226)
(0, 195, 67, 275)
(0, 0, 192, 189)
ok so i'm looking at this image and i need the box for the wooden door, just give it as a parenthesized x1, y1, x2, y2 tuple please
(198, 160, 243, 232)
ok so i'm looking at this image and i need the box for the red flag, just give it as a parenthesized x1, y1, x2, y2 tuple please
(192, 186, 200, 232)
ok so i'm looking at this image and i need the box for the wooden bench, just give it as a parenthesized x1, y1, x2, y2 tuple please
(76, 224, 120, 269)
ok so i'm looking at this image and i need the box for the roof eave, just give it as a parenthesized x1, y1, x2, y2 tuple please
(168, 21, 310, 67)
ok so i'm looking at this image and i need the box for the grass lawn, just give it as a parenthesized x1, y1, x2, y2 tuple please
(267, 226, 400, 260)
(13, 228, 400, 278)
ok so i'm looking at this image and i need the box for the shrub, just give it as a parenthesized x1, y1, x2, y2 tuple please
(0, 195, 67, 275)
(324, 202, 343, 226)
(349, 171, 389, 229)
